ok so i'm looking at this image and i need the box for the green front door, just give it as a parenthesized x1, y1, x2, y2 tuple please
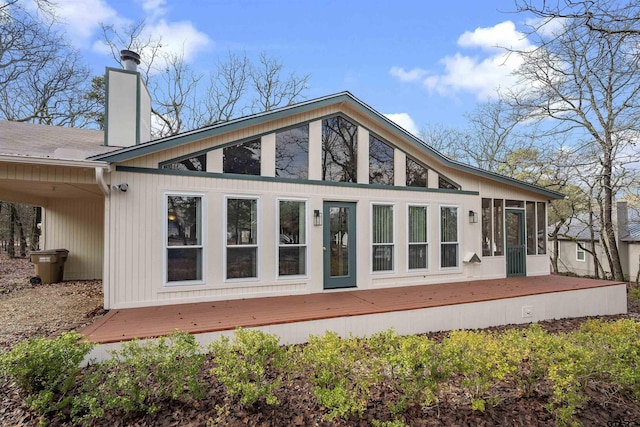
(506, 209, 526, 277)
(323, 201, 357, 289)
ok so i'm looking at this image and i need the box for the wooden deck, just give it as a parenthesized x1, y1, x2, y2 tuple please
(80, 275, 625, 345)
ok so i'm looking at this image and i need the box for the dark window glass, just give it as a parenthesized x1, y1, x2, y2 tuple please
(537, 202, 547, 254)
(493, 199, 504, 256)
(506, 199, 524, 208)
(406, 157, 428, 187)
(438, 176, 459, 190)
(226, 198, 258, 279)
(166, 195, 202, 283)
(321, 116, 357, 182)
(369, 136, 394, 185)
(276, 126, 308, 179)
(526, 201, 536, 255)
(163, 154, 207, 171)
(279, 200, 306, 276)
(223, 139, 261, 175)
(482, 198, 492, 257)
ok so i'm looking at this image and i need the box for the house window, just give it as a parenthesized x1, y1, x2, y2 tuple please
(408, 205, 428, 270)
(162, 153, 207, 171)
(440, 206, 459, 268)
(438, 176, 459, 190)
(166, 194, 203, 284)
(226, 197, 258, 279)
(537, 202, 547, 254)
(278, 200, 307, 276)
(322, 116, 357, 182)
(406, 156, 428, 187)
(372, 204, 394, 272)
(481, 198, 492, 256)
(493, 199, 504, 256)
(526, 201, 536, 255)
(576, 243, 586, 262)
(276, 125, 308, 179)
(369, 135, 394, 185)
(223, 139, 261, 175)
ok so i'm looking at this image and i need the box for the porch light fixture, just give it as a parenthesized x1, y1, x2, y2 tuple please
(314, 209, 322, 226)
(469, 210, 478, 224)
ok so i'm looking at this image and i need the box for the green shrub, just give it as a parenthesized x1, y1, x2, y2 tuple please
(72, 330, 205, 420)
(441, 329, 519, 411)
(0, 331, 93, 415)
(576, 319, 640, 399)
(209, 328, 286, 406)
(302, 331, 381, 420)
(370, 329, 449, 414)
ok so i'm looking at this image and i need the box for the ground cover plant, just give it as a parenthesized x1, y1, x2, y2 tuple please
(2, 318, 640, 426)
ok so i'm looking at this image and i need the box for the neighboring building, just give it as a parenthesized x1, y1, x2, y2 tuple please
(0, 56, 565, 310)
(551, 201, 640, 281)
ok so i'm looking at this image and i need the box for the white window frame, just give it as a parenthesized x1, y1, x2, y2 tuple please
(224, 195, 260, 282)
(163, 191, 206, 287)
(276, 197, 309, 279)
(371, 202, 395, 274)
(576, 243, 586, 262)
(407, 204, 429, 271)
(439, 204, 460, 270)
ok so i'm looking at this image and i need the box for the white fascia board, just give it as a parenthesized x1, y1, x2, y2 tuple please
(0, 154, 110, 170)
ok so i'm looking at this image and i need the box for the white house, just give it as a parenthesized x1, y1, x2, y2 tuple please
(0, 55, 568, 311)
(552, 201, 640, 281)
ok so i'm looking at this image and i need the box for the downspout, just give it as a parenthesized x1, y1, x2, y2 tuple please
(95, 166, 112, 310)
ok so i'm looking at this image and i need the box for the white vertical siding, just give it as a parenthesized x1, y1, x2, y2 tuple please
(43, 198, 103, 280)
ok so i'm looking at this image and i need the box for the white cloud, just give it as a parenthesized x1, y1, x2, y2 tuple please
(144, 19, 211, 64)
(46, 0, 121, 47)
(458, 21, 531, 51)
(384, 113, 419, 136)
(389, 66, 428, 83)
(390, 21, 535, 101)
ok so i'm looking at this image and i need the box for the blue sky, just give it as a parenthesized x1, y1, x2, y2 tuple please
(47, 0, 537, 134)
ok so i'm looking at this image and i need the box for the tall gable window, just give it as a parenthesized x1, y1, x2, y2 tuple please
(226, 197, 259, 279)
(438, 176, 459, 190)
(163, 154, 207, 171)
(276, 126, 309, 179)
(166, 194, 203, 284)
(406, 157, 428, 187)
(223, 139, 261, 175)
(322, 116, 357, 182)
(369, 136, 394, 185)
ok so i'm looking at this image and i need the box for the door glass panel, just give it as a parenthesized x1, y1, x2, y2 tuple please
(507, 212, 523, 246)
(329, 207, 350, 277)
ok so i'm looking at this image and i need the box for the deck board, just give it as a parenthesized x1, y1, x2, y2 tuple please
(80, 275, 622, 344)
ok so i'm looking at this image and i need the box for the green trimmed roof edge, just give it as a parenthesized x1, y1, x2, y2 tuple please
(90, 91, 565, 200)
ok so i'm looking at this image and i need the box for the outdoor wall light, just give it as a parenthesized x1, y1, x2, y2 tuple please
(469, 210, 478, 224)
(314, 209, 322, 226)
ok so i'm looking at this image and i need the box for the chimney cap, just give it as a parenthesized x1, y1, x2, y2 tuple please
(120, 49, 141, 64)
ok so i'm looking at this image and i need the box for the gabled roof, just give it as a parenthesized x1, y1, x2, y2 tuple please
(554, 204, 640, 242)
(90, 92, 564, 200)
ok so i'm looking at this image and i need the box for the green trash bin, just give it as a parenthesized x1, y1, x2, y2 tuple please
(29, 249, 69, 284)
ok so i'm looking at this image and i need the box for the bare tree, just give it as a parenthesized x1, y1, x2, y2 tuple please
(101, 22, 311, 137)
(0, 0, 99, 126)
(507, 1, 640, 280)
(250, 53, 310, 113)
